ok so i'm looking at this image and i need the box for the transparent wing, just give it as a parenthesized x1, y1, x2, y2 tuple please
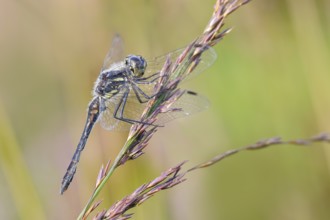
(98, 90, 209, 132)
(98, 99, 123, 131)
(156, 90, 209, 125)
(99, 92, 149, 132)
(101, 34, 125, 71)
(144, 46, 217, 81)
(124, 47, 216, 100)
(98, 45, 215, 131)
(119, 47, 216, 102)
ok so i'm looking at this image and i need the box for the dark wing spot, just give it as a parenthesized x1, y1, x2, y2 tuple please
(187, 90, 198, 96)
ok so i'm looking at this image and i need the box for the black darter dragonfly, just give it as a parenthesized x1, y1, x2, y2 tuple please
(61, 35, 217, 194)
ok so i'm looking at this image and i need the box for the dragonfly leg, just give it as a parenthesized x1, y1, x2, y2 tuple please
(132, 71, 172, 101)
(135, 72, 160, 82)
(137, 72, 170, 85)
(113, 87, 160, 126)
(131, 83, 156, 103)
(131, 85, 149, 104)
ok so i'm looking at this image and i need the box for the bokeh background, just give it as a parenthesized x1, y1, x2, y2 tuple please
(1, 0, 330, 219)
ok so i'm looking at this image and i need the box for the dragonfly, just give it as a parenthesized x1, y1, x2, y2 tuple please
(60, 35, 217, 194)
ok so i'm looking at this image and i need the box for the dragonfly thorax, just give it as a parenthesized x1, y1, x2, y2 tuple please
(94, 67, 128, 97)
(94, 55, 147, 98)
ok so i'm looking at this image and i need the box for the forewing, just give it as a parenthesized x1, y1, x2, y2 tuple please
(155, 90, 209, 125)
(99, 89, 208, 131)
(99, 98, 121, 131)
(98, 45, 215, 131)
(145, 46, 217, 81)
(101, 34, 125, 71)
(99, 92, 149, 132)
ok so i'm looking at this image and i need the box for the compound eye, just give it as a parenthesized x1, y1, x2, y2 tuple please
(125, 57, 129, 65)
(135, 56, 147, 77)
(125, 56, 135, 73)
(125, 55, 147, 77)
(125, 58, 134, 73)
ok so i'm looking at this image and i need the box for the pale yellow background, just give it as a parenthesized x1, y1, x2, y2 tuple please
(0, 0, 329, 219)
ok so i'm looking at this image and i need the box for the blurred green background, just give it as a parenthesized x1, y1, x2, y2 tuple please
(1, 0, 330, 219)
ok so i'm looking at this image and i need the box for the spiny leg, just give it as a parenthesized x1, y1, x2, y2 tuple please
(131, 85, 148, 104)
(131, 74, 164, 102)
(131, 83, 156, 104)
(132, 71, 171, 102)
(113, 87, 157, 126)
(136, 71, 170, 84)
(135, 72, 160, 82)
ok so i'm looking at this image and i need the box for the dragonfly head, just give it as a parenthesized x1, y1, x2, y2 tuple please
(125, 55, 147, 77)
